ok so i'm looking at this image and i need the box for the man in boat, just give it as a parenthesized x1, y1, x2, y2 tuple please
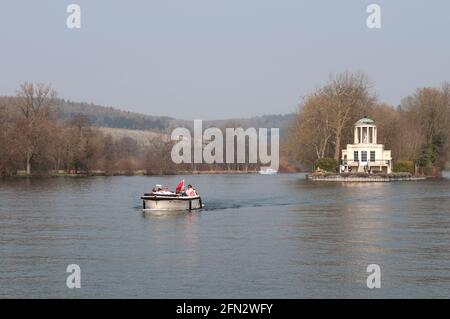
(186, 184, 197, 197)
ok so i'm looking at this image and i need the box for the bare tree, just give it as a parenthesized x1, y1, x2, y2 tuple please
(295, 94, 333, 160)
(14, 82, 58, 175)
(322, 72, 374, 161)
(285, 71, 373, 165)
(401, 83, 450, 168)
(144, 136, 176, 175)
(0, 100, 21, 175)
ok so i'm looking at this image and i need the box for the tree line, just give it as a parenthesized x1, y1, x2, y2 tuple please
(2, 76, 449, 177)
(0, 82, 277, 177)
(283, 71, 450, 175)
(0, 82, 179, 176)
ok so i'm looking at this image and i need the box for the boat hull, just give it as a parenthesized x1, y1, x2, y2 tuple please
(141, 195, 202, 211)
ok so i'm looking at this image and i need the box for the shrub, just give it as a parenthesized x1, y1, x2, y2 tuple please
(393, 160, 414, 174)
(314, 158, 337, 173)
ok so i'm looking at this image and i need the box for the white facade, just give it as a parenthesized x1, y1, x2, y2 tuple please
(341, 117, 392, 174)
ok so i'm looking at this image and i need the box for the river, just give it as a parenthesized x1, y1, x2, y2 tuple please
(1, 173, 449, 298)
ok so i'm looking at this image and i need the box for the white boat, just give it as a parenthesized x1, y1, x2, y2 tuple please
(259, 167, 278, 175)
(141, 193, 203, 211)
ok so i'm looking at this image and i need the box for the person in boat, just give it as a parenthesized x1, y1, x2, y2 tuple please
(175, 180, 185, 194)
(160, 187, 174, 195)
(152, 184, 174, 195)
(185, 184, 197, 197)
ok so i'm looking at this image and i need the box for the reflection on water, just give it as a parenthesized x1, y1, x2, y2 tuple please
(1, 173, 450, 298)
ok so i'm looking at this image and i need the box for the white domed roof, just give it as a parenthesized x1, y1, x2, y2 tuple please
(355, 117, 375, 125)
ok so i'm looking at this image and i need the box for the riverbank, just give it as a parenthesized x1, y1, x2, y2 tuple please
(8, 169, 270, 178)
(306, 172, 428, 182)
(4, 165, 305, 178)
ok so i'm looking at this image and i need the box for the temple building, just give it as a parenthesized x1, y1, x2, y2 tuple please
(341, 117, 392, 174)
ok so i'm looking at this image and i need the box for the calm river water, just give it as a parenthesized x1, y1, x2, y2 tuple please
(1, 173, 450, 298)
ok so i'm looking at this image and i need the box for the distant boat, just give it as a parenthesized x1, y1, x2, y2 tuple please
(259, 167, 278, 175)
(141, 193, 203, 211)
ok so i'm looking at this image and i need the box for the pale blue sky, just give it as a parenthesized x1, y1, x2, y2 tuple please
(1, 1, 449, 119)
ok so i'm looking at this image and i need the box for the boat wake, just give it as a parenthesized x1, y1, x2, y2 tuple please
(135, 198, 292, 212)
(200, 199, 293, 212)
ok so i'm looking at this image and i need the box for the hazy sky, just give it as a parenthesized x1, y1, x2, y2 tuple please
(1, 1, 449, 119)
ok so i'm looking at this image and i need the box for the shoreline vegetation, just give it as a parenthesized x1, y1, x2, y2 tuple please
(307, 172, 428, 182)
(1, 72, 449, 179)
(0, 82, 300, 178)
(6, 169, 449, 179)
(15, 169, 275, 177)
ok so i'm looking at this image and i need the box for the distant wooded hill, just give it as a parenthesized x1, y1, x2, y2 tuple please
(0, 95, 294, 141)
(56, 99, 295, 135)
(56, 99, 178, 131)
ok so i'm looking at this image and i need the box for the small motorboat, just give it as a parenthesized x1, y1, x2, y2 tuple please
(141, 193, 203, 211)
